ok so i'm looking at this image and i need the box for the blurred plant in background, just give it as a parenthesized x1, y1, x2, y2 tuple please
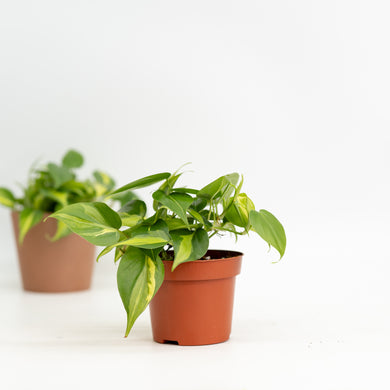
(0, 150, 136, 243)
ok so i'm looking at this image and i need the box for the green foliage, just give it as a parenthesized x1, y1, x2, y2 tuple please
(50, 202, 122, 246)
(62, 150, 84, 169)
(117, 247, 165, 337)
(249, 209, 287, 259)
(171, 228, 209, 270)
(0, 150, 123, 243)
(18, 208, 44, 244)
(50, 168, 287, 336)
(0, 188, 16, 208)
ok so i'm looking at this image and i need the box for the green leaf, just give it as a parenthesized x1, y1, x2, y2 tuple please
(59, 180, 90, 197)
(172, 187, 199, 195)
(109, 189, 138, 207)
(41, 189, 68, 207)
(0, 187, 16, 208)
(190, 197, 207, 212)
(47, 220, 71, 242)
(165, 217, 188, 231)
(152, 172, 183, 211)
(100, 229, 170, 256)
(171, 228, 209, 270)
(97, 220, 170, 261)
(119, 200, 146, 217)
(249, 209, 286, 259)
(93, 170, 116, 197)
(188, 208, 211, 227)
(225, 193, 255, 228)
(120, 231, 170, 249)
(110, 172, 171, 195)
(152, 190, 193, 224)
(117, 247, 165, 336)
(19, 208, 44, 244)
(93, 170, 115, 188)
(50, 202, 122, 246)
(118, 213, 142, 227)
(62, 150, 84, 169)
(197, 173, 239, 200)
(47, 163, 74, 188)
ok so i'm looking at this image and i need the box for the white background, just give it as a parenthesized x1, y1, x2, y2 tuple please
(0, 1, 389, 389)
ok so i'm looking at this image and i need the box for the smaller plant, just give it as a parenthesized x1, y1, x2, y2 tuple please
(0, 150, 135, 243)
(50, 168, 286, 337)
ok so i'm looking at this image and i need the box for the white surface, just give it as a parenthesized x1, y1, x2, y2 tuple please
(0, 0, 389, 388)
(1, 259, 389, 390)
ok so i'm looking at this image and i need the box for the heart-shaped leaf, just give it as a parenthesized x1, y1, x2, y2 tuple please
(50, 202, 122, 246)
(249, 209, 286, 259)
(170, 228, 209, 270)
(225, 193, 255, 228)
(152, 190, 193, 224)
(117, 247, 165, 336)
(62, 150, 84, 169)
(197, 173, 239, 201)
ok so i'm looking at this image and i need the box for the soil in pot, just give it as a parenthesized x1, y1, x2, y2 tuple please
(11, 211, 95, 292)
(149, 250, 243, 346)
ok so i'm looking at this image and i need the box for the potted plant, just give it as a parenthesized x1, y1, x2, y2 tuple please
(0, 150, 135, 292)
(50, 169, 286, 344)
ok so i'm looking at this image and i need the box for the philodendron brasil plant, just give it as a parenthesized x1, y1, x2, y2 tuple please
(0, 150, 135, 243)
(50, 168, 286, 337)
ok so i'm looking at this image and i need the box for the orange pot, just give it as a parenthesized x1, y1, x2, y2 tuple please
(149, 250, 243, 346)
(11, 211, 95, 292)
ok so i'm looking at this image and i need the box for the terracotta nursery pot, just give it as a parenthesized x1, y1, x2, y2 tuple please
(149, 250, 243, 346)
(11, 211, 95, 292)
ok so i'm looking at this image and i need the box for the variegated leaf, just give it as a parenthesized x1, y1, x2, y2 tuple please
(50, 202, 122, 246)
(170, 228, 209, 271)
(117, 247, 164, 336)
(0, 187, 16, 208)
(19, 208, 44, 244)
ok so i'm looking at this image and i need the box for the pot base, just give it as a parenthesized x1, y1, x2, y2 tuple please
(12, 212, 95, 293)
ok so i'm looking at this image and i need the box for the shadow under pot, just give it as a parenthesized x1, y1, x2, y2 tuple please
(11, 211, 95, 293)
(149, 250, 243, 346)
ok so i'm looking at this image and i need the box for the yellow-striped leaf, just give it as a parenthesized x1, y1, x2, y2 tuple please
(171, 228, 209, 271)
(97, 229, 170, 261)
(93, 170, 115, 197)
(0, 187, 16, 208)
(225, 193, 255, 228)
(47, 220, 71, 242)
(117, 247, 164, 336)
(19, 208, 44, 244)
(50, 202, 122, 246)
(41, 189, 68, 207)
(118, 212, 142, 227)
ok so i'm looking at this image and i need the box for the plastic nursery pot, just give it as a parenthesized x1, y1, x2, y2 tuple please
(149, 250, 243, 346)
(11, 211, 95, 293)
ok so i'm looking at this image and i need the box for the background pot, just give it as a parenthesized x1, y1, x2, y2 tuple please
(11, 211, 95, 292)
(149, 250, 243, 346)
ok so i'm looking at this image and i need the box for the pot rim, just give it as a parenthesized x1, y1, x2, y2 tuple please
(162, 249, 243, 264)
(161, 249, 243, 281)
